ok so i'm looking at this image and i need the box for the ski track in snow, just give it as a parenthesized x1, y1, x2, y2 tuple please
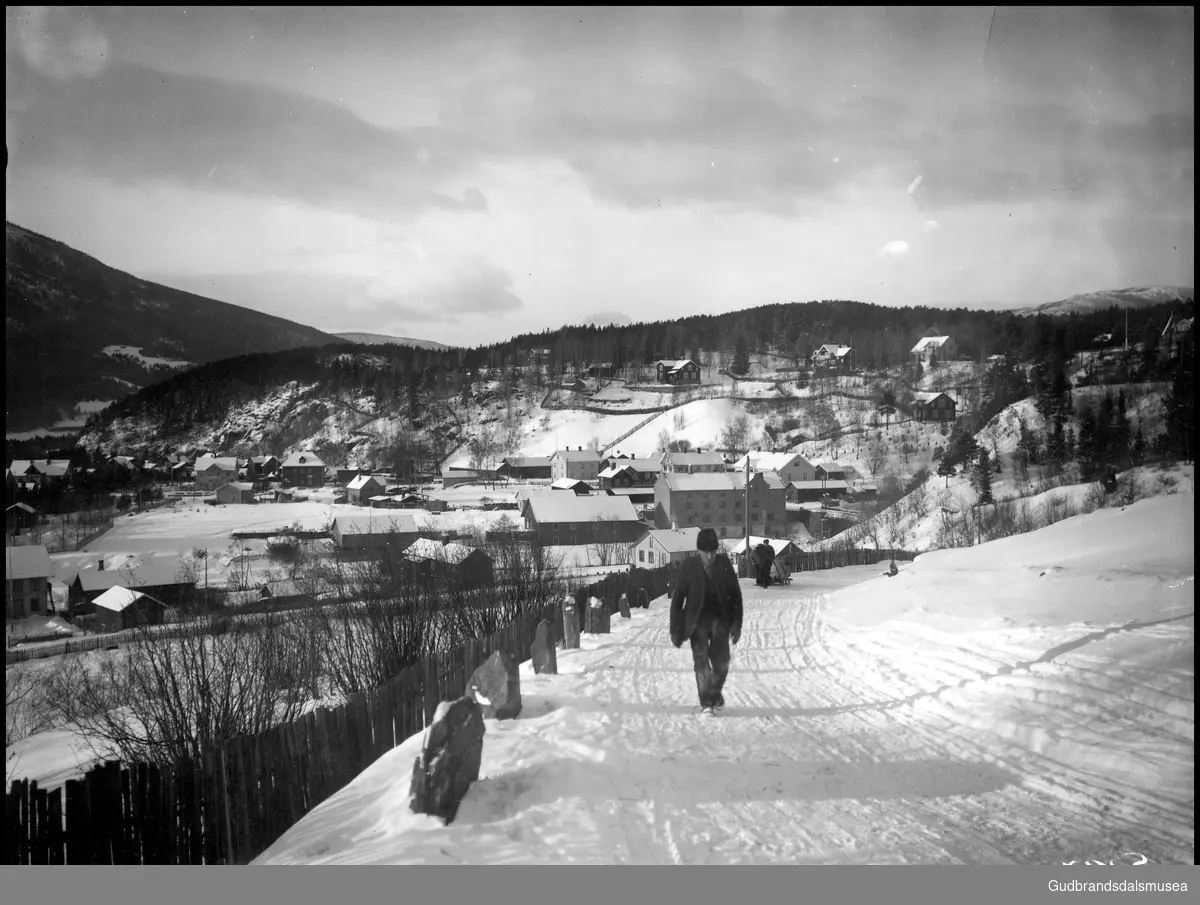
(258, 575, 1193, 865)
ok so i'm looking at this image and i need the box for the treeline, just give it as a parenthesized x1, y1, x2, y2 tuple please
(81, 298, 1192, 452)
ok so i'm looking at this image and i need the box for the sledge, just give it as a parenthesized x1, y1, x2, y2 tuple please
(771, 558, 792, 585)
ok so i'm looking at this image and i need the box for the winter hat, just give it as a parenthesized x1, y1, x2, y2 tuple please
(696, 527, 719, 552)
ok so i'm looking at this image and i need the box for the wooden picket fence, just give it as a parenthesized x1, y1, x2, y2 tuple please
(5, 544, 914, 865)
(5, 600, 565, 865)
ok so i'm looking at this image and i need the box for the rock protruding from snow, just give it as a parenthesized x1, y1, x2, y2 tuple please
(466, 650, 522, 719)
(408, 695, 485, 824)
(617, 593, 631, 619)
(562, 597, 581, 649)
(531, 619, 558, 675)
(586, 596, 611, 634)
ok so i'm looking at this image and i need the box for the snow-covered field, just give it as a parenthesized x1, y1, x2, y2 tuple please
(101, 345, 193, 369)
(254, 487, 1194, 865)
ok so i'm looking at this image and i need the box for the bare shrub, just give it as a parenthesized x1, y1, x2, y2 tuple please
(42, 611, 317, 766)
(6, 665, 54, 747)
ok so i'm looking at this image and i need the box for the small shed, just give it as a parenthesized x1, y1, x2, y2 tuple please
(91, 586, 170, 633)
(215, 482, 256, 504)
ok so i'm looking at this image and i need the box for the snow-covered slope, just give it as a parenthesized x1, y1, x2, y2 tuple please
(254, 489, 1194, 865)
(1020, 286, 1193, 318)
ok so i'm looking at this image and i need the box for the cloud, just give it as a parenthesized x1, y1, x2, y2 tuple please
(365, 252, 523, 320)
(881, 240, 909, 257)
(462, 187, 489, 211)
(10, 6, 111, 79)
(5, 58, 487, 220)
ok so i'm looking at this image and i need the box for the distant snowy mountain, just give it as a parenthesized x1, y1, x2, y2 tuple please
(334, 332, 451, 351)
(1019, 286, 1193, 317)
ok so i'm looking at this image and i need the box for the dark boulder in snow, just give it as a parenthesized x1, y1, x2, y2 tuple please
(466, 649, 522, 719)
(409, 696, 485, 824)
(531, 619, 557, 675)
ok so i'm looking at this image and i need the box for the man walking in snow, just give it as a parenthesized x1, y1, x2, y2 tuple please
(670, 528, 744, 715)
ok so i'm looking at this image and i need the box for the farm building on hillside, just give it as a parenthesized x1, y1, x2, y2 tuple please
(404, 538, 495, 590)
(281, 452, 326, 487)
(91, 586, 170, 633)
(215, 482, 256, 504)
(193, 455, 239, 491)
(1160, 314, 1194, 361)
(6, 544, 52, 619)
(346, 474, 387, 505)
(910, 335, 958, 364)
(68, 559, 196, 616)
(549, 448, 603, 481)
(731, 451, 817, 484)
(660, 449, 726, 474)
(498, 456, 553, 480)
(331, 513, 421, 553)
(912, 391, 958, 423)
(520, 492, 644, 546)
(632, 526, 702, 568)
(654, 359, 701, 385)
(811, 344, 852, 368)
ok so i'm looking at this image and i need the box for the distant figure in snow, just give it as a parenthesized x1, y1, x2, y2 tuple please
(754, 539, 772, 587)
(888, 560, 899, 577)
(670, 528, 744, 715)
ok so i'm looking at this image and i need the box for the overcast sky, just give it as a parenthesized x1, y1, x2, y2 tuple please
(5, 7, 1194, 346)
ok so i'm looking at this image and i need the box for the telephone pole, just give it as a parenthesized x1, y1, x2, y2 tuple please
(743, 454, 751, 578)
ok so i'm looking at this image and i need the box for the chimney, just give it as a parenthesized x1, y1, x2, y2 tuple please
(98, 559, 105, 571)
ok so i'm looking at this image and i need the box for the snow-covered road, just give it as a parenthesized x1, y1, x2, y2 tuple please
(257, 561, 1193, 865)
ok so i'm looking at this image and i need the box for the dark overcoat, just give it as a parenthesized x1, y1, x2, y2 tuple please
(669, 553, 743, 648)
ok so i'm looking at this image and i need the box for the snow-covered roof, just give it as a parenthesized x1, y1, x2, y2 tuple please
(597, 466, 623, 480)
(282, 452, 325, 468)
(662, 450, 725, 466)
(911, 336, 951, 353)
(73, 558, 190, 590)
(8, 459, 72, 476)
(660, 472, 736, 492)
(347, 474, 384, 490)
(912, 391, 957, 404)
(92, 586, 164, 614)
(521, 492, 641, 525)
(5, 544, 52, 580)
(731, 471, 787, 491)
(813, 344, 851, 358)
(641, 526, 703, 554)
(404, 538, 479, 564)
(732, 451, 812, 472)
(218, 482, 255, 492)
(551, 448, 602, 462)
(194, 455, 239, 473)
(789, 480, 849, 492)
(551, 478, 590, 490)
(655, 359, 699, 372)
(333, 513, 420, 536)
(617, 458, 661, 472)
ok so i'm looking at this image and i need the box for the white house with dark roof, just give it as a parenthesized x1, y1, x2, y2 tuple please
(549, 447, 603, 481)
(520, 492, 644, 546)
(6, 544, 53, 619)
